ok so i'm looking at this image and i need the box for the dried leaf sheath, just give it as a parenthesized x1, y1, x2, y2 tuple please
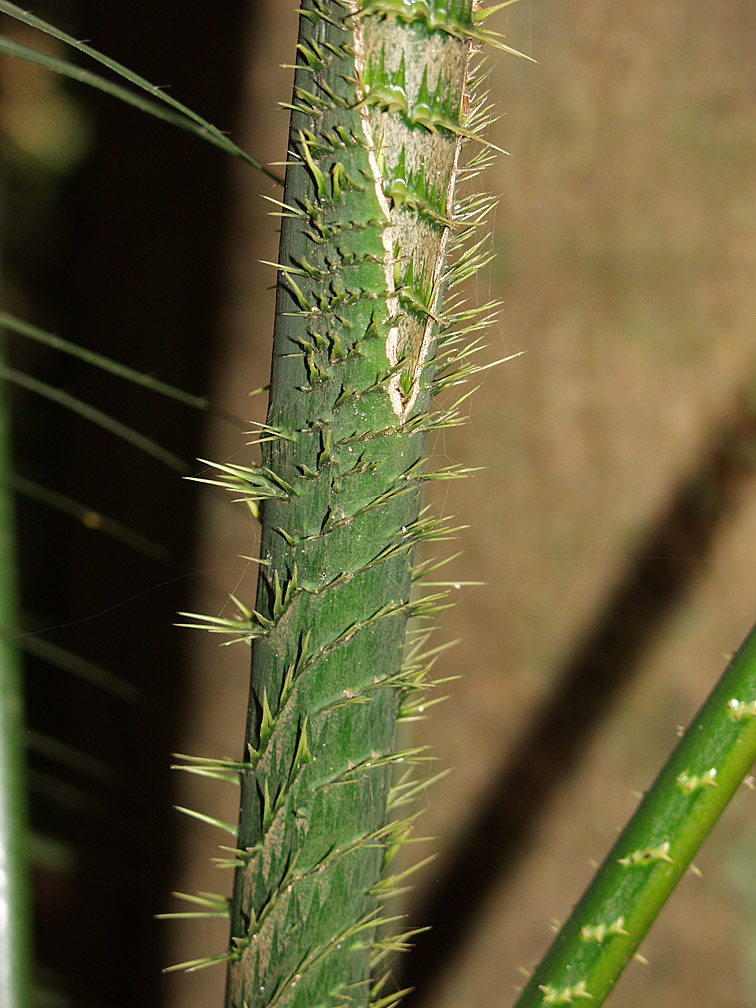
(215, 3, 492, 1006)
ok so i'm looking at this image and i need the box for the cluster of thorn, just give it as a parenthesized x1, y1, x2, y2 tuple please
(167, 2, 510, 1006)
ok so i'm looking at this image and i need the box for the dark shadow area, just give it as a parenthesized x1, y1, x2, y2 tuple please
(401, 389, 756, 1007)
(2, 3, 268, 1004)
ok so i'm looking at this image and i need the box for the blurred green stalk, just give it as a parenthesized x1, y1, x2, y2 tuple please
(514, 620, 756, 1007)
(0, 318, 32, 1004)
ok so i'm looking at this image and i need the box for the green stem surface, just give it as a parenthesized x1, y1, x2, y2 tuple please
(514, 621, 756, 1007)
(217, 2, 487, 1006)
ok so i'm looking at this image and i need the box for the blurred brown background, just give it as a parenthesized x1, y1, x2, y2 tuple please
(3, 1, 756, 1006)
